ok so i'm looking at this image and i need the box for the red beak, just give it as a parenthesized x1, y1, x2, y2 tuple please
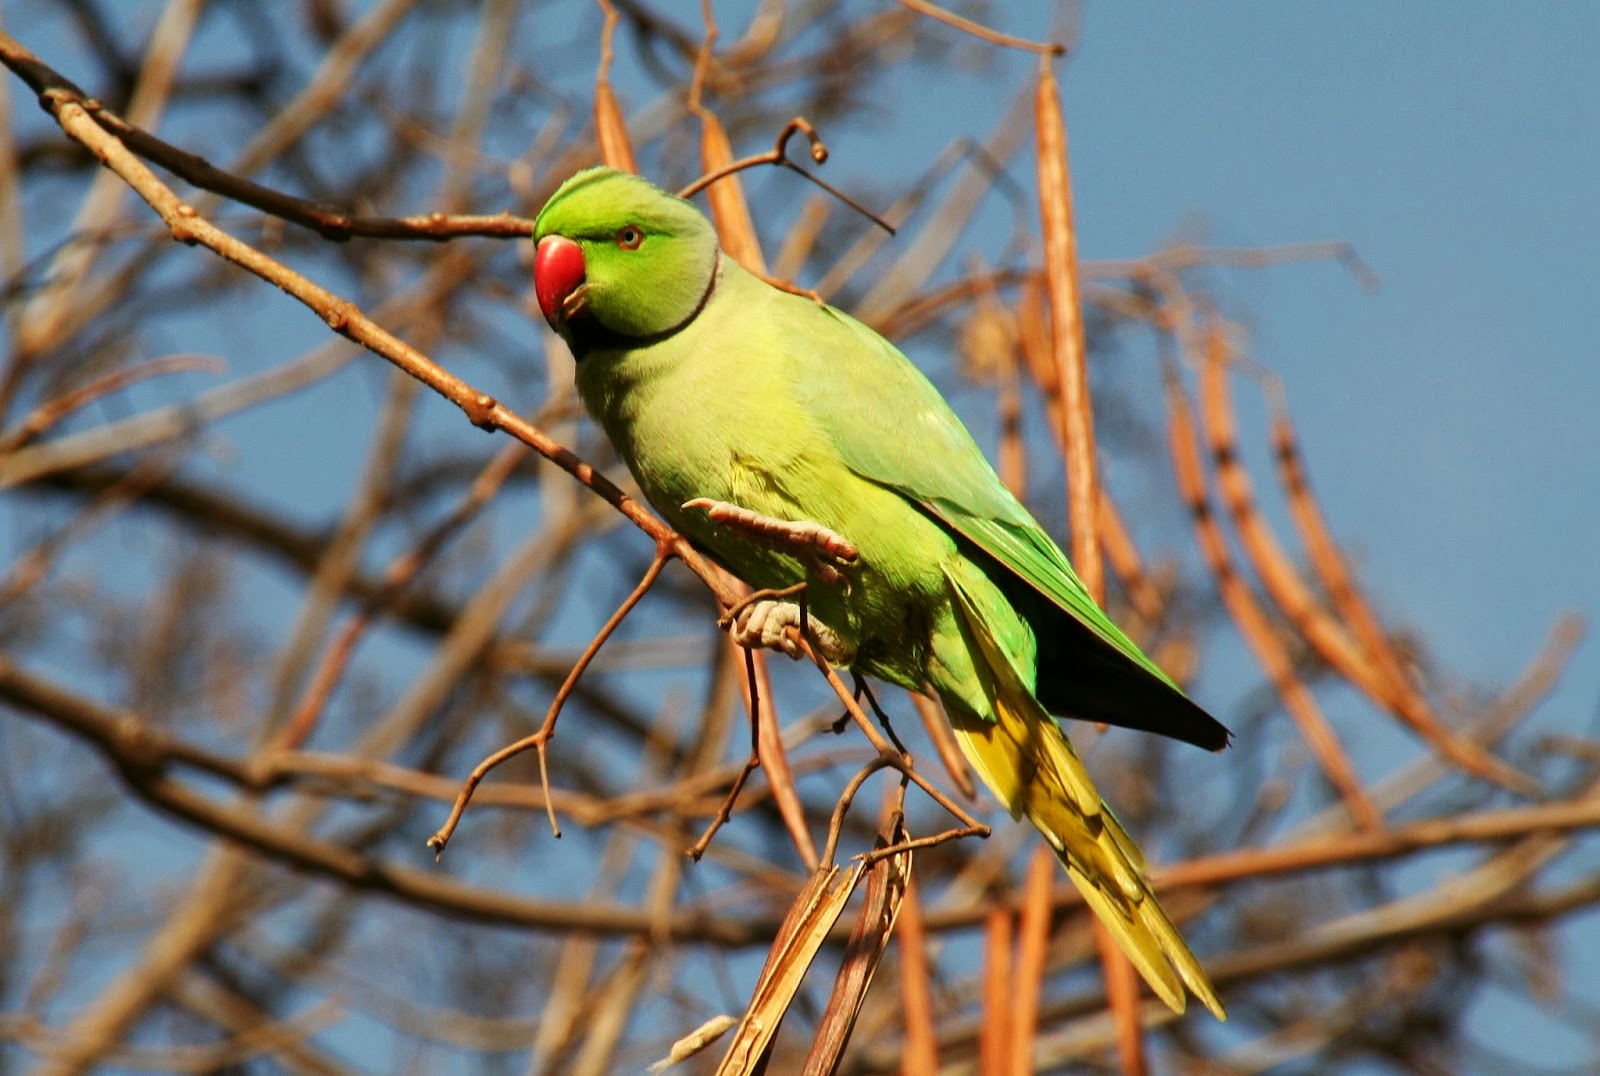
(534, 235, 586, 325)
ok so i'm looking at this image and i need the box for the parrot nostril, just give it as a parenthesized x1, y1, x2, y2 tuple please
(534, 235, 587, 324)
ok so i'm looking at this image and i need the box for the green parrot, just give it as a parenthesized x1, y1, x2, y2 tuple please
(532, 167, 1229, 1019)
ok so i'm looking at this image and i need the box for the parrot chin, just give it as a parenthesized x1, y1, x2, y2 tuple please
(534, 234, 589, 328)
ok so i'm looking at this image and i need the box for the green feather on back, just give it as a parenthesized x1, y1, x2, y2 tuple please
(795, 303, 1206, 711)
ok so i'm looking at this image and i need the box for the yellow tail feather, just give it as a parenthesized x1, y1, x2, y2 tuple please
(944, 569, 1227, 1020)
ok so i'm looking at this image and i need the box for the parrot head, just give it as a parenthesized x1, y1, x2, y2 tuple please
(532, 168, 720, 348)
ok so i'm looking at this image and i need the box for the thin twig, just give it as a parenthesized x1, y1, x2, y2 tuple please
(0, 44, 535, 243)
(687, 647, 765, 860)
(909, 689, 976, 800)
(802, 637, 990, 845)
(893, 0, 1064, 56)
(741, 641, 820, 868)
(428, 542, 674, 854)
(678, 116, 892, 236)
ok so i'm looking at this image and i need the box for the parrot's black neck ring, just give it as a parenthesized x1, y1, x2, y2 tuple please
(563, 252, 723, 360)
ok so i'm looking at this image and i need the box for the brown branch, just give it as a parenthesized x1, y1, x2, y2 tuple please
(678, 116, 824, 199)
(0, 32, 741, 613)
(0, 39, 533, 243)
(819, 756, 897, 868)
(889, 847, 1600, 1070)
(1010, 846, 1056, 1076)
(738, 640, 820, 867)
(677, 116, 892, 237)
(1155, 794, 1600, 892)
(922, 770, 1600, 935)
(895, 872, 940, 1074)
(9, 645, 1596, 956)
(980, 902, 1014, 1074)
(257, 735, 861, 828)
(688, 646, 766, 861)
(1036, 55, 1148, 1044)
(4, 33, 953, 891)
(802, 638, 990, 848)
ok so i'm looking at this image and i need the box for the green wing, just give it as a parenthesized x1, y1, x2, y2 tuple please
(789, 300, 1229, 750)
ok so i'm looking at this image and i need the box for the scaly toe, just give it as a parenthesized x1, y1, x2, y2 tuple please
(759, 603, 798, 653)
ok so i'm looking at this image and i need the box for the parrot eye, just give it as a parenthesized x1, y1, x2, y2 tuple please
(615, 225, 644, 250)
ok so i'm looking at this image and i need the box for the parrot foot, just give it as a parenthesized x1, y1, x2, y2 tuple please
(682, 498, 858, 586)
(728, 598, 856, 665)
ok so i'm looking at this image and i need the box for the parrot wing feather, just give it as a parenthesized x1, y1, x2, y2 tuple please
(790, 302, 1227, 748)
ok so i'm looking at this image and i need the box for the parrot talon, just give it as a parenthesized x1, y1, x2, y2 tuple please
(718, 581, 809, 632)
(682, 498, 858, 584)
(724, 597, 855, 665)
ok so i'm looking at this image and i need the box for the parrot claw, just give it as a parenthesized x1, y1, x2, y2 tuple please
(728, 599, 855, 665)
(682, 498, 857, 586)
